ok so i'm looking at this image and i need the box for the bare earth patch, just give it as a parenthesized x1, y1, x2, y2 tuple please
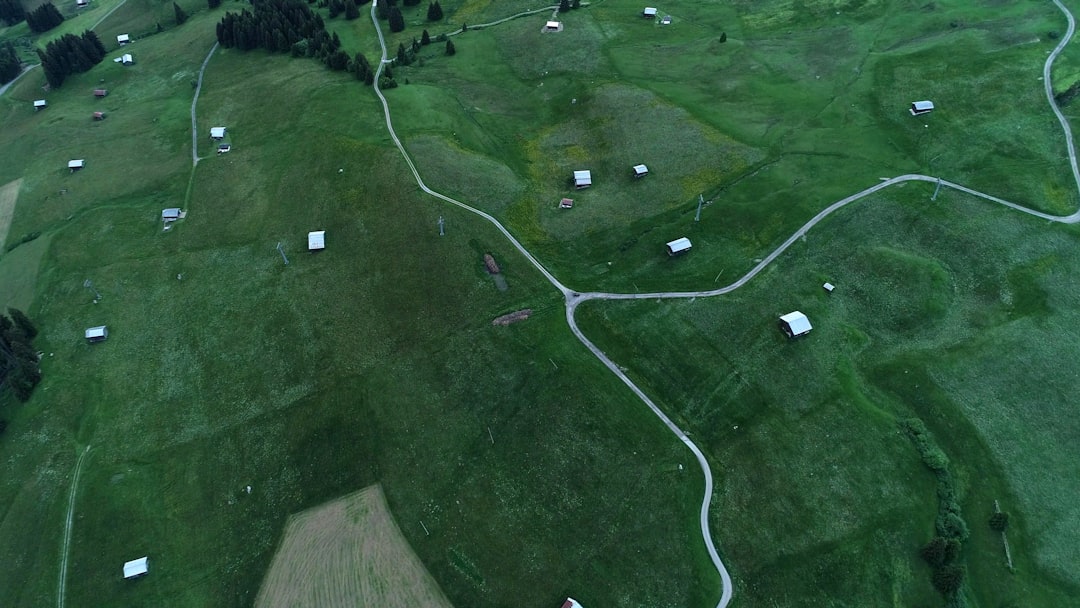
(255, 484, 454, 608)
(0, 178, 23, 251)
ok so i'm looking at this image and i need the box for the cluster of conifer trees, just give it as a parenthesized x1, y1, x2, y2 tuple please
(0, 0, 25, 26)
(37, 30, 107, 88)
(216, 0, 378, 83)
(26, 1, 64, 33)
(0, 309, 42, 404)
(0, 42, 21, 84)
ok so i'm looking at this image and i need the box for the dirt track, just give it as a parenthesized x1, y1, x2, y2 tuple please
(255, 484, 454, 608)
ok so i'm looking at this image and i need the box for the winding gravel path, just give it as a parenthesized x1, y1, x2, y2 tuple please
(190, 42, 220, 166)
(370, 1, 1080, 606)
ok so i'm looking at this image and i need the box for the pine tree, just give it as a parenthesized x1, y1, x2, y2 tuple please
(558, 0, 569, 12)
(174, 2, 188, 25)
(208, 0, 222, 8)
(571, 0, 579, 8)
(345, 0, 359, 19)
(445, 38, 455, 55)
(420, 29, 430, 45)
(426, 1, 441, 21)
(388, 6, 404, 32)
(26, 2, 64, 33)
(396, 42, 407, 64)
(0, 0, 25, 26)
(719, 32, 727, 43)
(0, 43, 20, 84)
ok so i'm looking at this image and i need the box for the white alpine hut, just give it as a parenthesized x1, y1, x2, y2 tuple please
(308, 230, 326, 251)
(910, 100, 934, 116)
(85, 326, 108, 343)
(632, 164, 649, 178)
(123, 556, 149, 579)
(779, 311, 812, 338)
(33, 99, 47, 110)
(68, 159, 85, 171)
(117, 33, 130, 45)
(665, 237, 692, 256)
(561, 599, 584, 608)
(121, 53, 134, 65)
(210, 126, 226, 140)
(643, 7, 658, 18)
(573, 170, 592, 189)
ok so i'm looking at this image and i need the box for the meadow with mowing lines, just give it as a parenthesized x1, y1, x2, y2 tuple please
(2, 0, 1080, 606)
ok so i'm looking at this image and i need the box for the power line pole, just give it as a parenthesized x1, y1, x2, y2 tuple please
(931, 178, 943, 201)
(83, 279, 101, 301)
(276, 242, 289, 265)
(695, 194, 704, 222)
(438, 216, 445, 236)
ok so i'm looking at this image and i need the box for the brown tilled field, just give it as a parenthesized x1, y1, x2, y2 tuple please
(255, 484, 454, 608)
(0, 178, 22, 250)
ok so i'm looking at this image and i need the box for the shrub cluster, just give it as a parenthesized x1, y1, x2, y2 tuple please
(902, 417, 970, 605)
(26, 2, 64, 33)
(0, 309, 42, 403)
(37, 30, 107, 89)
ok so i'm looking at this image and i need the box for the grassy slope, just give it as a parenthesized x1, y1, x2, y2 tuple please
(577, 185, 1080, 606)
(0, 11, 719, 608)
(1, 0, 1080, 607)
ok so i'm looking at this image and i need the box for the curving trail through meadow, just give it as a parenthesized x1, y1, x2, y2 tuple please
(368, 0, 1080, 606)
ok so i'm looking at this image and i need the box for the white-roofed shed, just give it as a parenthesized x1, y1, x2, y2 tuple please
(210, 126, 226, 139)
(117, 33, 130, 44)
(779, 311, 812, 338)
(665, 237, 692, 256)
(68, 159, 85, 170)
(121, 53, 134, 65)
(633, 164, 649, 177)
(34, 99, 47, 109)
(308, 230, 326, 250)
(910, 100, 934, 115)
(123, 556, 148, 579)
(573, 170, 592, 188)
(643, 7, 657, 17)
(85, 326, 108, 342)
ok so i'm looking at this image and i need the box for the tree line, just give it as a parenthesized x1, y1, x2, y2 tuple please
(0, 0, 25, 26)
(0, 42, 20, 84)
(26, 2, 64, 33)
(216, 0, 380, 84)
(37, 30, 107, 88)
(0, 309, 42, 404)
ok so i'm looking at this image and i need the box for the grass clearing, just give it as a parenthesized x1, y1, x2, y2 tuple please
(2, 0, 1080, 606)
(255, 484, 454, 608)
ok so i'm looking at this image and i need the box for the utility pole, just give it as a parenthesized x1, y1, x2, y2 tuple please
(83, 279, 101, 301)
(438, 216, 445, 236)
(931, 178, 942, 201)
(695, 194, 704, 222)
(276, 242, 289, 265)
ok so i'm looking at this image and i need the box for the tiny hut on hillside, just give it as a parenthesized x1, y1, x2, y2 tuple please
(632, 164, 649, 178)
(85, 326, 108, 343)
(93, 111, 105, 121)
(308, 230, 326, 251)
(561, 599, 585, 608)
(117, 34, 130, 45)
(162, 208, 181, 222)
(643, 7, 658, 18)
(68, 159, 85, 171)
(76, 0, 88, 7)
(779, 311, 812, 338)
(121, 53, 134, 65)
(545, 21, 560, 31)
(210, 126, 226, 140)
(665, 237, 692, 256)
(122, 556, 148, 579)
(559, 198, 574, 209)
(573, 170, 592, 189)
(94, 89, 107, 97)
(33, 99, 47, 110)
(910, 100, 934, 116)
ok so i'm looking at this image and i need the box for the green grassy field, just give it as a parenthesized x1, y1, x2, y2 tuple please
(2, 0, 1080, 606)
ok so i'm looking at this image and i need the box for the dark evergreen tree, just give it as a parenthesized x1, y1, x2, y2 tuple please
(209, 0, 222, 8)
(83, 29, 106, 60)
(558, 0, 569, 12)
(0, 0, 25, 26)
(396, 42, 407, 64)
(571, 0, 579, 8)
(388, 6, 404, 31)
(445, 38, 454, 55)
(0, 42, 20, 84)
(420, 28, 430, 45)
(174, 2, 188, 24)
(344, 0, 359, 19)
(328, 0, 343, 18)
(719, 32, 727, 43)
(402, 0, 419, 6)
(35, 31, 108, 88)
(410, 37, 419, 52)
(26, 2, 64, 33)
(351, 51, 373, 84)
(425, 0, 441, 21)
